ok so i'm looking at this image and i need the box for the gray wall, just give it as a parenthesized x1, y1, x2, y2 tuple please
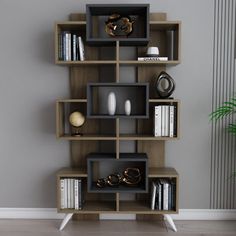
(0, 0, 214, 208)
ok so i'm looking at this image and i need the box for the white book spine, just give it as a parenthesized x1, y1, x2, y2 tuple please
(163, 180, 169, 210)
(161, 106, 165, 136)
(60, 179, 64, 209)
(151, 182, 157, 210)
(169, 105, 174, 137)
(64, 179, 68, 209)
(71, 179, 74, 209)
(72, 34, 77, 61)
(67, 178, 71, 208)
(158, 181, 162, 210)
(68, 33, 71, 61)
(137, 57, 168, 61)
(78, 36, 85, 61)
(154, 106, 162, 137)
(74, 179, 79, 210)
(65, 33, 69, 61)
(165, 106, 169, 136)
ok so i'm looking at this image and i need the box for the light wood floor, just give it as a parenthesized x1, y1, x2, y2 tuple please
(0, 219, 235, 236)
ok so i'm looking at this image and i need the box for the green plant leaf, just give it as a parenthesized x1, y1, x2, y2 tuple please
(227, 124, 236, 134)
(224, 101, 236, 107)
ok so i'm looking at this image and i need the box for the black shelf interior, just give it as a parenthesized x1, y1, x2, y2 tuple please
(87, 83, 149, 118)
(87, 153, 148, 193)
(86, 4, 149, 46)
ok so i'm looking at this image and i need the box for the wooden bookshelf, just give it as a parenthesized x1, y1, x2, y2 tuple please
(54, 6, 181, 231)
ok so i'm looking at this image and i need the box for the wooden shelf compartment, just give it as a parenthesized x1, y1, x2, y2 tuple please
(87, 153, 148, 193)
(117, 38, 180, 64)
(135, 99, 180, 139)
(136, 21, 180, 63)
(126, 173, 178, 213)
(58, 200, 116, 213)
(56, 100, 116, 139)
(87, 83, 149, 118)
(86, 4, 149, 46)
(55, 22, 117, 63)
(57, 173, 117, 212)
(119, 201, 178, 214)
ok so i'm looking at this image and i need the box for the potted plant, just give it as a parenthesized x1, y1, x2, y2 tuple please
(210, 96, 236, 177)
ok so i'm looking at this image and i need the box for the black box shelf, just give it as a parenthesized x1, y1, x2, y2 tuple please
(87, 83, 149, 118)
(87, 153, 148, 193)
(86, 4, 149, 46)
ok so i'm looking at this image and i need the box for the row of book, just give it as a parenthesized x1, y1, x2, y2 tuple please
(150, 178, 176, 211)
(60, 178, 84, 210)
(58, 32, 85, 61)
(154, 105, 177, 137)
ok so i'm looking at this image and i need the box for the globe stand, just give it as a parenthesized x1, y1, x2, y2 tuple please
(71, 126, 83, 136)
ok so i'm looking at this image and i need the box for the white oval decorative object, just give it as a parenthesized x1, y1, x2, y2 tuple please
(125, 100, 131, 116)
(107, 92, 116, 115)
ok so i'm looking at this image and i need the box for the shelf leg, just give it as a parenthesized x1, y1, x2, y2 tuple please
(59, 213, 73, 231)
(163, 214, 177, 232)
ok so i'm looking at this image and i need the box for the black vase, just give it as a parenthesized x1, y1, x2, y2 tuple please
(154, 71, 175, 98)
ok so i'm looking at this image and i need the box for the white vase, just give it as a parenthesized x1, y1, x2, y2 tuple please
(125, 100, 131, 116)
(107, 92, 116, 115)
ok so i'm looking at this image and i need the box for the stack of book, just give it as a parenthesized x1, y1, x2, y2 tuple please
(154, 105, 177, 137)
(137, 57, 168, 61)
(150, 178, 176, 211)
(58, 32, 85, 61)
(60, 178, 84, 210)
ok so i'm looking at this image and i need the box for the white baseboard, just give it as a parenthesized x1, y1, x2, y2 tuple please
(0, 208, 64, 219)
(0, 208, 235, 220)
(172, 209, 236, 220)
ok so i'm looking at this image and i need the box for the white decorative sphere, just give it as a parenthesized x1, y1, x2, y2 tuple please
(107, 92, 116, 115)
(69, 111, 85, 127)
(125, 100, 131, 115)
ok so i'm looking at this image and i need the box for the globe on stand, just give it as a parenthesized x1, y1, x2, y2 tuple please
(69, 111, 85, 136)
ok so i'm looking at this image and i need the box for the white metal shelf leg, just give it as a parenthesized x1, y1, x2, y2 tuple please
(164, 214, 177, 232)
(59, 213, 73, 231)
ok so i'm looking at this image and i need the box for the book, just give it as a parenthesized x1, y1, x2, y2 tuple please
(169, 105, 174, 137)
(138, 57, 168, 61)
(78, 36, 85, 61)
(72, 34, 77, 61)
(58, 33, 63, 60)
(154, 106, 162, 137)
(70, 179, 74, 209)
(168, 181, 172, 210)
(163, 106, 169, 137)
(74, 179, 78, 210)
(151, 182, 157, 210)
(65, 32, 71, 61)
(78, 179, 82, 209)
(64, 178, 68, 209)
(157, 180, 162, 210)
(60, 179, 65, 209)
(162, 179, 169, 210)
(170, 179, 176, 210)
(161, 106, 165, 136)
(62, 31, 68, 61)
(67, 178, 71, 208)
